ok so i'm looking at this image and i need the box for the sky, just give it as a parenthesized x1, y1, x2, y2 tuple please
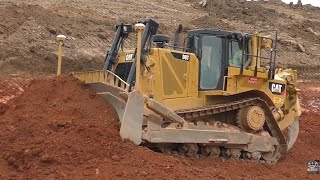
(282, 0, 320, 7)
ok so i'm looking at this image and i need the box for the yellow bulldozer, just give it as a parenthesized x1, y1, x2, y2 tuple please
(72, 19, 301, 163)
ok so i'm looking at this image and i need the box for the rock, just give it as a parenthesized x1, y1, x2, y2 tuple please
(297, 43, 305, 53)
(141, 171, 148, 176)
(111, 154, 120, 161)
(307, 28, 319, 36)
(29, 46, 36, 53)
(56, 121, 68, 128)
(7, 157, 16, 165)
(278, 38, 298, 46)
(278, 37, 306, 53)
(40, 154, 55, 163)
(24, 149, 30, 154)
(299, 60, 307, 64)
(95, 168, 100, 175)
(199, 0, 207, 7)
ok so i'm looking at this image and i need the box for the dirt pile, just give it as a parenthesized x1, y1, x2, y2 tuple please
(0, 77, 319, 179)
(0, 77, 220, 179)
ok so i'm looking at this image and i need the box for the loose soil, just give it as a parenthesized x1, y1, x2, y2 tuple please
(0, 76, 319, 179)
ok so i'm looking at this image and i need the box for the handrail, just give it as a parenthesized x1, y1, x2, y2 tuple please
(72, 70, 130, 92)
(105, 70, 130, 92)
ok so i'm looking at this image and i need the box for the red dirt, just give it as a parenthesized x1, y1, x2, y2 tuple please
(0, 76, 30, 104)
(0, 77, 319, 179)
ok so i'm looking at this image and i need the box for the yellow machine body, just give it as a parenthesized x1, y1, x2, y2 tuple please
(115, 46, 300, 131)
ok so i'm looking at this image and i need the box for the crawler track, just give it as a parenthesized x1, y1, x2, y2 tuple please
(166, 98, 287, 163)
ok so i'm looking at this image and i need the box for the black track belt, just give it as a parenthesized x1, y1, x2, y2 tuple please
(174, 97, 287, 163)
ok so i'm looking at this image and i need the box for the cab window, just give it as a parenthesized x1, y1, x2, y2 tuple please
(229, 41, 242, 67)
(200, 36, 222, 90)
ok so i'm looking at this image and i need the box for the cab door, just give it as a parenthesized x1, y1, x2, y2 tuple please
(198, 35, 226, 90)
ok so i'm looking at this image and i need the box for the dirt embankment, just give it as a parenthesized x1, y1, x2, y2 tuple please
(0, 3, 112, 75)
(0, 0, 203, 75)
(0, 77, 319, 179)
(1, 0, 320, 75)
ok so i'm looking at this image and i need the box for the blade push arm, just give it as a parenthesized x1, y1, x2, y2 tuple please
(126, 19, 159, 86)
(103, 24, 133, 71)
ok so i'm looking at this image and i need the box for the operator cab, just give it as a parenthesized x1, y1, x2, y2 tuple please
(187, 29, 252, 91)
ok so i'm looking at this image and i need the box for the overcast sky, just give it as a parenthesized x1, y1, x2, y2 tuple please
(282, 0, 320, 7)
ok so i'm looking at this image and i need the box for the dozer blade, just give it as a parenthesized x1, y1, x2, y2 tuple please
(119, 90, 144, 145)
(97, 92, 126, 122)
(287, 118, 299, 150)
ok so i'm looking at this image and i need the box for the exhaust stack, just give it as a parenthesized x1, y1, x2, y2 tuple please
(173, 24, 183, 50)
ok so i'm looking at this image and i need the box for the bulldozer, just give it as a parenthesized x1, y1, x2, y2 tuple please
(72, 19, 301, 163)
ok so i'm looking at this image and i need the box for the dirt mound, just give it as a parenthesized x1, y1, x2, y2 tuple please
(0, 77, 216, 179)
(0, 76, 319, 179)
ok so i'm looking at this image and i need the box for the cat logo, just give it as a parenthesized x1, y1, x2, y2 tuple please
(171, 52, 190, 61)
(182, 54, 190, 61)
(269, 82, 286, 95)
(125, 53, 134, 61)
